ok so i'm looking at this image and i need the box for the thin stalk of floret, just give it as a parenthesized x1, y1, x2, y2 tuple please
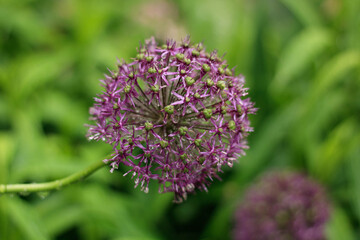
(182, 100, 223, 119)
(122, 109, 158, 119)
(178, 122, 213, 130)
(134, 82, 160, 113)
(132, 96, 159, 116)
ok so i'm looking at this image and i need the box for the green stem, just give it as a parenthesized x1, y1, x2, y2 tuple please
(0, 160, 107, 194)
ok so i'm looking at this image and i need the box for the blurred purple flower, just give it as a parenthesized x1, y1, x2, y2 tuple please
(87, 36, 256, 202)
(233, 171, 330, 240)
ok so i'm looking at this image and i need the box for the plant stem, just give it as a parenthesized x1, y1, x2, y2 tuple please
(0, 160, 107, 194)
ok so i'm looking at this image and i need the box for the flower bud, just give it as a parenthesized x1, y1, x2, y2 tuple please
(164, 105, 174, 114)
(202, 64, 211, 72)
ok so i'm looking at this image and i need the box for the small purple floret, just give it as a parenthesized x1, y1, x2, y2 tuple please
(87, 36, 256, 202)
(233, 171, 330, 240)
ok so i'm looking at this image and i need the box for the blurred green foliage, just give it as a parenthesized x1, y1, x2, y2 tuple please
(0, 0, 359, 239)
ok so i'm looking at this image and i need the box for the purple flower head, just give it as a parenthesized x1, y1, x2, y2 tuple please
(87, 36, 256, 202)
(233, 171, 330, 240)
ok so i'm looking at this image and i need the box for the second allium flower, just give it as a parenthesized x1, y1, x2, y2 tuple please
(87, 37, 256, 202)
(233, 171, 330, 240)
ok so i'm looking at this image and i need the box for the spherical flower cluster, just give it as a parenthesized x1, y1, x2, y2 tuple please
(87, 37, 256, 202)
(233, 171, 330, 240)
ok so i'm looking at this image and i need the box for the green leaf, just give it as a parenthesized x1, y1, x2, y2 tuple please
(309, 50, 360, 102)
(40, 91, 88, 136)
(347, 137, 360, 222)
(272, 28, 332, 93)
(295, 90, 346, 164)
(236, 100, 301, 182)
(326, 206, 356, 240)
(279, 0, 323, 26)
(0, 6, 56, 46)
(0, 133, 14, 240)
(77, 184, 159, 239)
(7, 197, 50, 240)
(16, 49, 73, 99)
(202, 194, 239, 240)
(43, 206, 83, 237)
(0, 134, 15, 182)
(112, 237, 160, 240)
(310, 118, 358, 182)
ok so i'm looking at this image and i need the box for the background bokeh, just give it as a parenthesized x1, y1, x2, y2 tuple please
(0, 0, 359, 239)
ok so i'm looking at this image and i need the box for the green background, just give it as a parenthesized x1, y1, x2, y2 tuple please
(0, 0, 359, 239)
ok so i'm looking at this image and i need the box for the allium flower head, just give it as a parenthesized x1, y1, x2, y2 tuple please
(87, 36, 256, 202)
(233, 171, 330, 240)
